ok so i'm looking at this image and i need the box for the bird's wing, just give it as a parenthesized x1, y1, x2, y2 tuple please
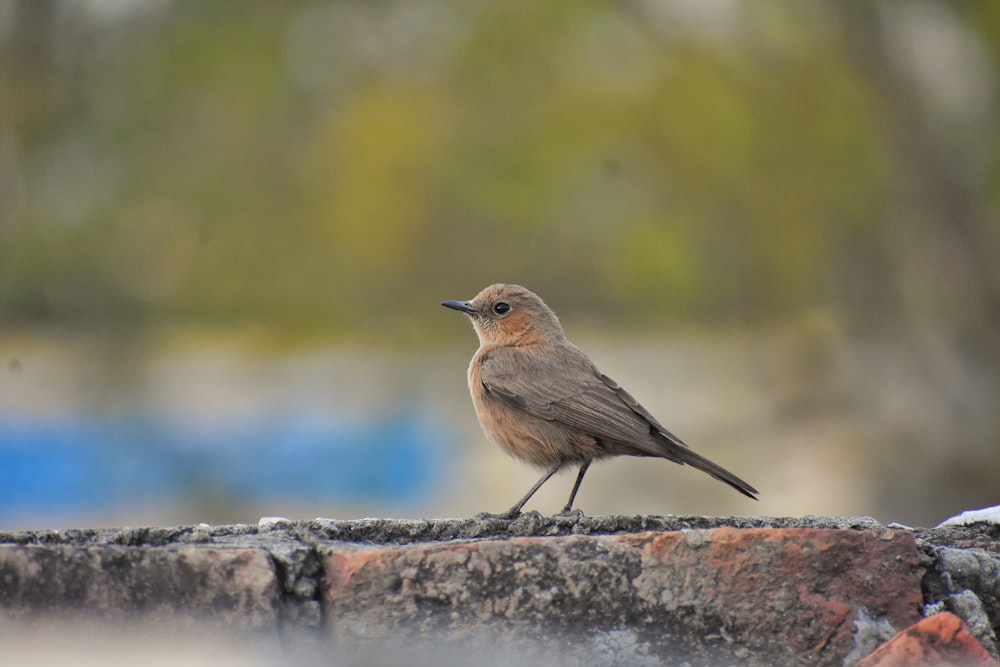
(479, 344, 686, 459)
(481, 343, 759, 499)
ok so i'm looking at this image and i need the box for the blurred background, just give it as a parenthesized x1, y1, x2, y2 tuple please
(0, 0, 998, 529)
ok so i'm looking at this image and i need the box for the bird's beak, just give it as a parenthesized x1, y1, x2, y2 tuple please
(441, 300, 477, 315)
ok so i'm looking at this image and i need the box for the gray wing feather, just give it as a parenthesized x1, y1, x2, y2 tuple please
(480, 345, 677, 457)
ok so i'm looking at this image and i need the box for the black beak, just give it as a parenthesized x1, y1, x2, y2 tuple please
(441, 300, 477, 315)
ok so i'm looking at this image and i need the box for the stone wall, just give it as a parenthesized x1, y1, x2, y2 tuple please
(1, 515, 997, 666)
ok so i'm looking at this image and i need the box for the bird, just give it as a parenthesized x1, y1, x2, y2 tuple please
(441, 283, 758, 518)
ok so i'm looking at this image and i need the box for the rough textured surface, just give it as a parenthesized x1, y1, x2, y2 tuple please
(0, 513, 890, 547)
(855, 612, 997, 667)
(917, 525, 1000, 659)
(846, 608, 900, 666)
(322, 527, 921, 666)
(0, 515, 994, 665)
(0, 544, 279, 630)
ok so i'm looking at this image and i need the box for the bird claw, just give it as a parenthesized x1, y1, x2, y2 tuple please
(556, 508, 585, 519)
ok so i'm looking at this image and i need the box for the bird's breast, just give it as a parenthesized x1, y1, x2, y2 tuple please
(466, 347, 600, 469)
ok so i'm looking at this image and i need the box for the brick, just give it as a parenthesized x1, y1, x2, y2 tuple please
(856, 611, 998, 667)
(0, 544, 279, 630)
(322, 527, 922, 665)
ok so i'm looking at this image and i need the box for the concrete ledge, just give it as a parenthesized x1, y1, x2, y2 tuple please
(0, 544, 278, 629)
(1, 515, 997, 666)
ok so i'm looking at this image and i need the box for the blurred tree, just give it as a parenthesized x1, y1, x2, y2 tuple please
(0, 0, 994, 343)
(833, 2, 1000, 519)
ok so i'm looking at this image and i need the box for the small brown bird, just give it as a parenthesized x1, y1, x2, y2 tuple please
(442, 283, 758, 517)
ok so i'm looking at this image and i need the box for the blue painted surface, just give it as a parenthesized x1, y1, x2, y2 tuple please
(0, 409, 449, 515)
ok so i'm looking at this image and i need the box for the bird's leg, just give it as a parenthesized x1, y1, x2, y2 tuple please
(558, 461, 591, 515)
(495, 465, 561, 519)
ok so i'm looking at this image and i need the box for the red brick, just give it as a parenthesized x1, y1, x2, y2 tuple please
(856, 612, 998, 667)
(322, 527, 922, 665)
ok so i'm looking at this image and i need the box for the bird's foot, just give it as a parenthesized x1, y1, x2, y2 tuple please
(555, 507, 585, 519)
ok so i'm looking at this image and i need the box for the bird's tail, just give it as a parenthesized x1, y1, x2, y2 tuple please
(676, 447, 759, 500)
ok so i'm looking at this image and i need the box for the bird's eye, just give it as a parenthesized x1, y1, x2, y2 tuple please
(493, 301, 511, 315)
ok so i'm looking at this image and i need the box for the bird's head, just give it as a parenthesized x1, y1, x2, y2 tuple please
(441, 284, 566, 348)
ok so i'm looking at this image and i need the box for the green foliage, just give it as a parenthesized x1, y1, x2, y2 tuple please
(0, 1, 992, 340)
